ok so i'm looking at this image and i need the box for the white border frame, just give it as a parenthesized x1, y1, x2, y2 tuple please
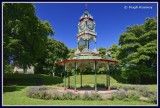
(1, 1, 158, 106)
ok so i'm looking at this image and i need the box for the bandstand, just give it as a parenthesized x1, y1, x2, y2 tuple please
(56, 5, 117, 92)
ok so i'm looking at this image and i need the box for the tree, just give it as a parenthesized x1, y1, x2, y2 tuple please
(117, 17, 157, 84)
(107, 44, 122, 82)
(35, 38, 69, 75)
(98, 47, 107, 58)
(3, 3, 54, 73)
(108, 44, 119, 61)
(67, 48, 76, 59)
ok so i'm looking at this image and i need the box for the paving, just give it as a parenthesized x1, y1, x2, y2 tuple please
(57, 88, 118, 99)
(58, 89, 118, 94)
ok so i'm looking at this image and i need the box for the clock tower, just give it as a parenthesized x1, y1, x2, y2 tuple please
(75, 5, 98, 55)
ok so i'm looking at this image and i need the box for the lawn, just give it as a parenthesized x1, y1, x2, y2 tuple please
(3, 74, 157, 105)
(66, 74, 117, 87)
(3, 86, 155, 106)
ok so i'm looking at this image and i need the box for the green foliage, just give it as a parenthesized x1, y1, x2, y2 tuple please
(109, 84, 157, 103)
(109, 17, 157, 84)
(3, 3, 54, 72)
(73, 93, 81, 100)
(81, 92, 103, 100)
(35, 38, 69, 75)
(61, 92, 80, 100)
(52, 93, 61, 100)
(83, 68, 94, 74)
(3, 86, 26, 93)
(4, 85, 156, 105)
(108, 44, 120, 61)
(26, 87, 103, 100)
(98, 47, 107, 58)
(82, 92, 90, 100)
(148, 91, 157, 104)
(97, 83, 105, 88)
(3, 73, 63, 86)
(111, 90, 126, 100)
(125, 90, 140, 101)
(107, 44, 122, 82)
(135, 86, 150, 97)
(110, 90, 140, 101)
(27, 90, 52, 100)
(4, 64, 14, 74)
(56, 83, 64, 87)
(90, 92, 103, 100)
(67, 48, 76, 59)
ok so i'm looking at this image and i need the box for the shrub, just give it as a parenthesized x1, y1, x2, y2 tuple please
(149, 94, 157, 104)
(52, 92, 82, 100)
(90, 92, 103, 100)
(52, 93, 61, 100)
(121, 85, 132, 91)
(73, 93, 81, 100)
(148, 90, 157, 104)
(61, 92, 73, 100)
(112, 90, 126, 100)
(110, 84, 119, 90)
(125, 90, 140, 101)
(110, 90, 140, 101)
(26, 87, 40, 98)
(83, 84, 92, 88)
(60, 93, 66, 100)
(39, 92, 50, 100)
(135, 86, 150, 97)
(44, 93, 52, 100)
(110, 84, 124, 90)
(66, 92, 74, 100)
(82, 92, 90, 100)
(56, 83, 64, 87)
(97, 83, 105, 88)
(39, 87, 48, 90)
(26, 87, 52, 100)
(27, 90, 51, 100)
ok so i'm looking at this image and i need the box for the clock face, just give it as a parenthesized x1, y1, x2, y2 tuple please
(79, 21, 85, 30)
(87, 20, 94, 30)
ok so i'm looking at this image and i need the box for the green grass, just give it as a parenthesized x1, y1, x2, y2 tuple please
(4, 74, 63, 86)
(3, 74, 157, 105)
(4, 74, 118, 87)
(3, 86, 26, 93)
(147, 84, 157, 90)
(66, 74, 117, 87)
(3, 86, 155, 105)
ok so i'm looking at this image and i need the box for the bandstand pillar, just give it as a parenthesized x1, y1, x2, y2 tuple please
(107, 62, 110, 91)
(106, 70, 108, 90)
(64, 63, 66, 91)
(74, 61, 77, 92)
(80, 69, 82, 88)
(94, 61, 98, 92)
(68, 72, 70, 88)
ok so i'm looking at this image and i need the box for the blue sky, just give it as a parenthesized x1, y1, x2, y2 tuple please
(34, 3, 157, 49)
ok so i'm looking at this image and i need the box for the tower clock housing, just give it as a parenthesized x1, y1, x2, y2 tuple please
(75, 9, 98, 55)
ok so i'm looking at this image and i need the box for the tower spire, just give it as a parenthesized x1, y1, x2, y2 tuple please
(85, 3, 88, 10)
